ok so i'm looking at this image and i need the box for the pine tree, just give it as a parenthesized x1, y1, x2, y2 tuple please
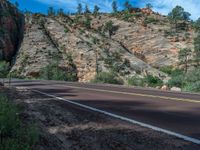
(168, 6, 191, 31)
(104, 21, 114, 38)
(124, 0, 132, 12)
(112, 1, 118, 13)
(57, 8, 65, 16)
(146, 3, 153, 9)
(85, 5, 91, 14)
(77, 3, 82, 14)
(93, 5, 100, 17)
(47, 7, 55, 16)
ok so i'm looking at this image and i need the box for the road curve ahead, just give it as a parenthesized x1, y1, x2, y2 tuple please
(5, 79, 200, 144)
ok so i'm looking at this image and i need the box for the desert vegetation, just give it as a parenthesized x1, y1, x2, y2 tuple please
(0, 92, 38, 150)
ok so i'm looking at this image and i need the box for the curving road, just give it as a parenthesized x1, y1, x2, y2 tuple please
(5, 79, 200, 144)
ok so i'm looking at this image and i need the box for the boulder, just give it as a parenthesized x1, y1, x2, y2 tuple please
(161, 85, 168, 90)
(170, 87, 181, 92)
(0, 82, 4, 86)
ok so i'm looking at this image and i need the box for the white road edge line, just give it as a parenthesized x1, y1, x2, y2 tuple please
(32, 89, 200, 145)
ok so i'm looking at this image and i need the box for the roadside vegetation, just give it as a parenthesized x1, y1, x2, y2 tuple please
(0, 61, 10, 84)
(91, 72, 124, 85)
(128, 75, 163, 88)
(0, 92, 39, 150)
(39, 61, 77, 81)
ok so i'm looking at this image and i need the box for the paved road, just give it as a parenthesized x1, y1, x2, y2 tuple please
(4, 79, 200, 142)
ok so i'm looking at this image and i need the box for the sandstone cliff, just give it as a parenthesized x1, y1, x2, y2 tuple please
(0, 0, 24, 62)
(1, 1, 195, 83)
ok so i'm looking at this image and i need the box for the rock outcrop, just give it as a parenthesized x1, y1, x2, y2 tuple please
(0, 0, 24, 61)
(1, 1, 195, 83)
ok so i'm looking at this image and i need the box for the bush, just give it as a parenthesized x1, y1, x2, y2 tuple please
(0, 94, 38, 150)
(144, 75, 163, 87)
(182, 68, 200, 92)
(170, 68, 184, 77)
(185, 68, 200, 83)
(0, 61, 10, 78)
(167, 75, 185, 88)
(91, 72, 123, 85)
(64, 27, 69, 33)
(184, 81, 200, 92)
(160, 66, 174, 75)
(143, 17, 158, 25)
(128, 76, 145, 87)
(40, 62, 77, 81)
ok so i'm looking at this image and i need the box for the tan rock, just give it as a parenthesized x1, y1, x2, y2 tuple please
(161, 85, 168, 90)
(170, 87, 181, 92)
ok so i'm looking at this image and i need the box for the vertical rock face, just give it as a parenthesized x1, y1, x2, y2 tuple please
(0, 0, 24, 61)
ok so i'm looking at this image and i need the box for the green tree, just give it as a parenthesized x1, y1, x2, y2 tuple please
(47, 7, 55, 16)
(178, 48, 192, 73)
(93, 5, 100, 17)
(194, 17, 200, 31)
(57, 8, 65, 16)
(168, 6, 191, 31)
(15, 1, 19, 8)
(194, 32, 200, 66)
(124, 0, 132, 12)
(77, 3, 82, 14)
(84, 16, 91, 29)
(0, 61, 9, 84)
(104, 20, 114, 38)
(146, 3, 153, 9)
(40, 61, 77, 81)
(112, 0, 118, 13)
(84, 5, 91, 14)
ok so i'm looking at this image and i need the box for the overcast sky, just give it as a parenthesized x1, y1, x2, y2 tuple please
(10, 0, 200, 20)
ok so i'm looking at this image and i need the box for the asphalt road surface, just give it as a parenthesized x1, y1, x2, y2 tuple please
(4, 79, 200, 144)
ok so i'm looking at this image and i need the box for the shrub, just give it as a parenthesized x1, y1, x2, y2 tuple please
(91, 72, 123, 85)
(0, 94, 39, 150)
(167, 75, 185, 88)
(40, 62, 77, 81)
(128, 76, 145, 87)
(160, 66, 174, 75)
(184, 81, 200, 92)
(64, 27, 69, 33)
(144, 75, 163, 87)
(0, 61, 10, 83)
(122, 12, 134, 22)
(144, 17, 158, 25)
(185, 67, 200, 83)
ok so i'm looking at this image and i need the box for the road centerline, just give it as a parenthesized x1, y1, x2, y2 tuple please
(56, 84, 200, 103)
(32, 89, 200, 145)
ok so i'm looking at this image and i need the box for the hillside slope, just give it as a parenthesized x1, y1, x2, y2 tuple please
(11, 14, 168, 82)
(1, 1, 196, 83)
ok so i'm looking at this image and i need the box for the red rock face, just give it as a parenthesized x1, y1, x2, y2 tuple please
(0, 0, 24, 61)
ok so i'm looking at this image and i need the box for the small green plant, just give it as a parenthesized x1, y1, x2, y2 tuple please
(64, 27, 69, 33)
(184, 81, 200, 92)
(144, 75, 163, 87)
(128, 76, 145, 86)
(167, 75, 185, 88)
(143, 17, 158, 25)
(91, 72, 123, 85)
(39, 61, 77, 81)
(0, 94, 39, 150)
(0, 61, 10, 83)
(160, 66, 174, 75)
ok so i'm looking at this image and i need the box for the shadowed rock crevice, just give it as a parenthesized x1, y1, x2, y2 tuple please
(0, 0, 24, 62)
